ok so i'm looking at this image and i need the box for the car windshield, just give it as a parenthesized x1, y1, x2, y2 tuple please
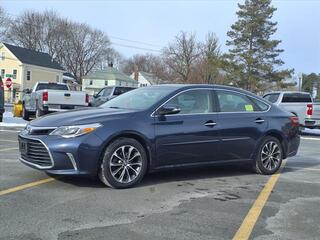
(263, 93, 280, 103)
(100, 87, 174, 110)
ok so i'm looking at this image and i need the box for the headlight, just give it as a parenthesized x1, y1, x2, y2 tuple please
(50, 123, 102, 138)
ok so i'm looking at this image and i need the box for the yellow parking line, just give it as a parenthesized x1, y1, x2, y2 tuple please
(0, 147, 18, 152)
(233, 161, 286, 240)
(0, 178, 55, 196)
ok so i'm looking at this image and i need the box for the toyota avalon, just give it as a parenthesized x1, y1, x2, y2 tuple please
(18, 85, 300, 188)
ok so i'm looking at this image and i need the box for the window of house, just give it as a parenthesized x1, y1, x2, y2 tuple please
(13, 70, 17, 79)
(56, 75, 59, 82)
(1, 69, 5, 78)
(89, 80, 93, 85)
(105, 80, 108, 86)
(1, 52, 5, 61)
(26, 71, 31, 81)
(166, 89, 212, 114)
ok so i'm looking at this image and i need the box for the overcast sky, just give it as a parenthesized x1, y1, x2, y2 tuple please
(1, 0, 319, 74)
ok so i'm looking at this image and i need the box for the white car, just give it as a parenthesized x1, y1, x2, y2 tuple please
(263, 91, 320, 129)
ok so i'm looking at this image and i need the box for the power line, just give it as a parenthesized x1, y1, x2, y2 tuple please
(4, 12, 164, 52)
(110, 42, 161, 53)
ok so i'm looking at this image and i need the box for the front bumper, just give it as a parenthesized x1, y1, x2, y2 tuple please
(18, 132, 104, 176)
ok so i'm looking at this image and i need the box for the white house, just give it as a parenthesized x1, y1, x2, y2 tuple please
(130, 71, 168, 87)
(82, 66, 138, 95)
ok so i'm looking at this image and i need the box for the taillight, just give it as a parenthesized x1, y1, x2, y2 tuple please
(290, 116, 299, 127)
(85, 94, 89, 104)
(42, 91, 48, 101)
(307, 104, 313, 116)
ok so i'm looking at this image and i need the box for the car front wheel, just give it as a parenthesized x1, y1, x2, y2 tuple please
(254, 136, 283, 175)
(99, 138, 148, 188)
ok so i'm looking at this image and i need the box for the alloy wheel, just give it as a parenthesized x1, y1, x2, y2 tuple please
(261, 141, 281, 171)
(109, 145, 142, 183)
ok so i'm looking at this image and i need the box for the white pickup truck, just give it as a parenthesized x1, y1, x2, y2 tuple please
(263, 91, 320, 129)
(22, 82, 88, 120)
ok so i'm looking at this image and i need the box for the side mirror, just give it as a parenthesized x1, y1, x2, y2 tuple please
(156, 104, 181, 116)
(93, 94, 98, 98)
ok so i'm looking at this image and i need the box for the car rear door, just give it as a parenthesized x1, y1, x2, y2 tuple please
(215, 89, 270, 161)
(154, 89, 221, 166)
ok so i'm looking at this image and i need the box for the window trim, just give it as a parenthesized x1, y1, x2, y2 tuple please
(12, 69, 17, 79)
(214, 88, 271, 113)
(151, 88, 217, 117)
(26, 70, 31, 81)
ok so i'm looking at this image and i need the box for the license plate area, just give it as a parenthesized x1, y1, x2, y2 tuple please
(19, 140, 28, 155)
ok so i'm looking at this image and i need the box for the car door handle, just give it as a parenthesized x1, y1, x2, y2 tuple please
(204, 121, 217, 127)
(255, 118, 265, 124)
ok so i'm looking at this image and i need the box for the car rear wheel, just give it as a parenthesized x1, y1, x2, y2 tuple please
(22, 105, 30, 121)
(254, 136, 283, 175)
(99, 138, 148, 188)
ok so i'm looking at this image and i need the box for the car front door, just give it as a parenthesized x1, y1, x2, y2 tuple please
(215, 89, 269, 161)
(154, 89, 221, 166)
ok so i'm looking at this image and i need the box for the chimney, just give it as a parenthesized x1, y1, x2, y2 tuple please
(108, 62, 113, 68)
(134, 65, 139, 81)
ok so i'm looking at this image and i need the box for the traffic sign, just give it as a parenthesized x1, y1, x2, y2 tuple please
(6, 78, 12, 89)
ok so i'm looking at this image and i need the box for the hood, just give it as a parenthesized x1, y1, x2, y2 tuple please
(30, 107, 136, 127)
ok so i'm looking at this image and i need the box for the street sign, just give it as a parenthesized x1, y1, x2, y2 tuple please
(5, 78, 12, 89)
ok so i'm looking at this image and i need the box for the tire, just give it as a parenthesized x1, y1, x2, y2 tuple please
(36, 106, 44, 118)
(253, 136, 283, 175)
(99, 138, 148, 189)
(22, 105, 30, 121)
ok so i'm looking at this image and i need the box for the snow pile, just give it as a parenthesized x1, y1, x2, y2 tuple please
(0, 111, 27, 127)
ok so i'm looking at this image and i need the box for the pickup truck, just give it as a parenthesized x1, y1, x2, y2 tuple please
(22, 82, 89, 120)
(0, 77, 4, 122)
(263, 91, 320, 129)
(90, 86, 135, 107)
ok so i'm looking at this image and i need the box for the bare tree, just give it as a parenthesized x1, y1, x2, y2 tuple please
(163, 32, 200, 83)
(5, 10, 117, 83)
(0, 5, 9, 41)
(121, 53, 169, 81)
(196, 32, 224, 84)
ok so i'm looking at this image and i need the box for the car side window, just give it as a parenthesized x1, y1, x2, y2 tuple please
(217, 90, 259, 112)
(166, 89, 212, 114)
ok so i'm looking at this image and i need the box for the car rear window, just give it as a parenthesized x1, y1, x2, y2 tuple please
(263, 93, 280, 103)
(36, 83, 68, 91)
(282, 93, 312, 103)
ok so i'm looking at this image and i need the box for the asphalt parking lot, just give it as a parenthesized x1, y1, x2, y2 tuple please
(0, 128, 320, 240)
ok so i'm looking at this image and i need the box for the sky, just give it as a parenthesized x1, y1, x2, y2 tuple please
(1, 0, 320, 75)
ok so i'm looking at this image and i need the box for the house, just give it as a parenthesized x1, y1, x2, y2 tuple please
(130, 71, 168, 87)
(82, 66, 138, 95)
(0, 42, 64, 101)
(63, 72, 81, 91)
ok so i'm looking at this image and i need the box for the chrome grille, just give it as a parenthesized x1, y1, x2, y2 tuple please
(19, 137, 53, 168)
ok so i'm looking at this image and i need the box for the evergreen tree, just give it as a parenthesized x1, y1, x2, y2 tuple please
(225, 0, 293, 92)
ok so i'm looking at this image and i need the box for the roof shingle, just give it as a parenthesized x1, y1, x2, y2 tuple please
(2, 42, 64, 71)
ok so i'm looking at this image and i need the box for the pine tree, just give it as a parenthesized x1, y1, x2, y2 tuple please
(225, 0, 293, 92)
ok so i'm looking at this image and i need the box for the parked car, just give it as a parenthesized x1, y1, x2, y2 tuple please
(18, 85, 300, 188)
(0, 77, 4, 122)
(90, 86, 135, 107)
(263, 91, 320, 129)
(22, 82, 89, 120)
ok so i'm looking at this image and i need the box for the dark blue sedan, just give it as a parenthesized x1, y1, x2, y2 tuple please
(18, 85, 300, 188)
